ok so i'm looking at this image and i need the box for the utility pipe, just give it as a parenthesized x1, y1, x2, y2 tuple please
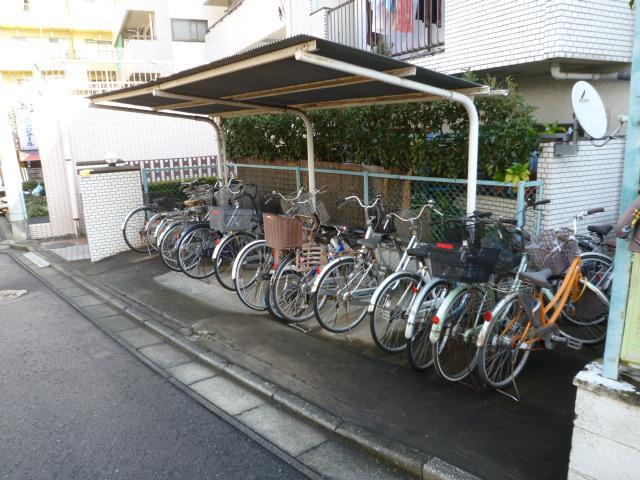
(550, 63, 630, 81)
(60, 117, 80, 236)
(295, 50, 480, 214)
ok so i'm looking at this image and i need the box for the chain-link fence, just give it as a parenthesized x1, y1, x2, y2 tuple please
(142, 163, 544, 239)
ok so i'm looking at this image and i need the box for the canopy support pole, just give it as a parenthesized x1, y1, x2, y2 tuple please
(294, 51, 480, 215)
(208, 117, 228, 183)
(288, 110, 316, 203)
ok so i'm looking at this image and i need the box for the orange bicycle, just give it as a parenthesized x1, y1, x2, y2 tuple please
(476, 223, 610, 389)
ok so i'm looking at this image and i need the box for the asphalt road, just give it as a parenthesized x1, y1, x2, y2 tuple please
(0, 253, 307, 480)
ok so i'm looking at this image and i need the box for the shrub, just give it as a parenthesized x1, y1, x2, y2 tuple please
(223, 76, 539, 180)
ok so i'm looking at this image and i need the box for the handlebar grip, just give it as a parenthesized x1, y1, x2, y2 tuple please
(587, 207, 605, 215)
(533, 199, 551, 207)
(473, 211, 492, 219)
(335, 199, 347, 207)
(498, 217, 518, 225)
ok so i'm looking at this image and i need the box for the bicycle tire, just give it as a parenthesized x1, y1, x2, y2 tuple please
(477, 295, 531, 389)
(214, 231, 258, 291)
(271, 254, 317, 324)
(433, 286, 486, 383)
(406, 279, 451, 371)
(145, 212, 167, 250)
(159, 222, 187, 272)
(233, 240, 273, 311)
(369, 272, 421, 353)
(122, 206, 154, 253)
(312, 257, 375, 333)
(177, 226, 219, 279)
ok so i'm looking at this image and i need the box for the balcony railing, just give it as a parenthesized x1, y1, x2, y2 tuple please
(327, 0, 443, 57)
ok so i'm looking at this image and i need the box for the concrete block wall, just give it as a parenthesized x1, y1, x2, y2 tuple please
(537, 138, 625, 232)
(79, 168, 143, 262)
(569, 363, 640, 480)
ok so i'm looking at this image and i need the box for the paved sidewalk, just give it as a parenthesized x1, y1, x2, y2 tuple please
(22, 243, 599, 480)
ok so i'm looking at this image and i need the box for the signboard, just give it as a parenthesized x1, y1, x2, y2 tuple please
(14, 108, 38, 151)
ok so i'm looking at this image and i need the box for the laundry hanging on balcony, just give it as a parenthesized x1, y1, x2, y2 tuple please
(386, 0, 397, 12)
(395, 0, 414, 33)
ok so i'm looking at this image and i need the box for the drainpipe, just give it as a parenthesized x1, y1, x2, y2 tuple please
(550, 63, 630, 81)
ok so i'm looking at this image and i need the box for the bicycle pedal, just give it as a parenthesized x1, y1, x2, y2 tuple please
(565, 338, 583, 350)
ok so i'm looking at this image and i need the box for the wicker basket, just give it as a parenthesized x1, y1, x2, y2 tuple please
(263, 214, 304, 249)
(295, 243, 328, 272)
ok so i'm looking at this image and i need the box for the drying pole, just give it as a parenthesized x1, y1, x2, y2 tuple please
(602, 4, 640, 380)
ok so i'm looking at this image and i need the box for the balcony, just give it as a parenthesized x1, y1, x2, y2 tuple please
(326, 0, 443, 58)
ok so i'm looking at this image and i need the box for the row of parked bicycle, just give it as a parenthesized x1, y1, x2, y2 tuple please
(122, 177, 614, 391)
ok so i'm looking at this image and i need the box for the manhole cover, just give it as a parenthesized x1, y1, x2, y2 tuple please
(0, 290, 27, 304)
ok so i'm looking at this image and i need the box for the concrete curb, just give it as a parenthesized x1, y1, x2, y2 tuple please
(20, 243, 480, 480)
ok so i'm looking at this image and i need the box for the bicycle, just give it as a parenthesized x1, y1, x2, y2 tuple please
(311, 194, 402, 334)
(476, 212, 611, 389)
(366, 201, 443, 353)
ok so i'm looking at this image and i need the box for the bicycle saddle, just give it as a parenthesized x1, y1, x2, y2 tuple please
(587, 224, 613, 237)
(357, 237, 382, 250)
(406, 245, 431, 258)
(519, 269, 553, 289)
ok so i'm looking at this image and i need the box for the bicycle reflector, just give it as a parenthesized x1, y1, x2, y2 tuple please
(432, 315, 440, 324)
(436, 242, 455, 249)
(484, 311, 493, 322)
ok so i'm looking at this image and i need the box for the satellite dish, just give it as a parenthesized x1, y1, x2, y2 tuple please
(572, 81, 608, 139)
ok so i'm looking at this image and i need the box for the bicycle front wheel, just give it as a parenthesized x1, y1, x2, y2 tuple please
(271, 254, 317, 324)
(123, 206, 154, 253)
(406, 280, 451, 371)
(233, 240, 274, 311)
(214, 231, 258, 290)
(313, 258, 377, 333)
(477, 295, 531, 389)
(369, 272, 420, 353)
(159, 222, 187, 272)
(433, 286, 487, 383)
(177, 226, 219, 279)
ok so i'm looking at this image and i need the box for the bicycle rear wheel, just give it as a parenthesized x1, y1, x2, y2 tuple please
(233, 240, 273, 311)
(406, 280, 451, 371)
(369, 272, 420, 353)
(433, 286, 487, 383)
(214, 231, 258, 290)
(313, 258, 376, 333)
(477, 295, 531, 389)
(177, 226, 219, 279)
(123, 206, 154, 253)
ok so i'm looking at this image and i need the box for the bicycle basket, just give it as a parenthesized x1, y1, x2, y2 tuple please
(526, 228, 579, 275)
(480, 224, 523, 274)
(209, 206, 255, 232)
(263, 214, 304, 249)
(430, 242, 501, 283)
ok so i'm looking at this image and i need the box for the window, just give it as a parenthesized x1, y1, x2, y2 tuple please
(23, 0, 31, 12)
(88, 70, 116, 82)
(171, 19, 207, 42)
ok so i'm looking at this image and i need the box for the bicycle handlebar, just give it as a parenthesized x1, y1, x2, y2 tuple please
(337, 194, 381, 210)
(386, 201, 441, 223)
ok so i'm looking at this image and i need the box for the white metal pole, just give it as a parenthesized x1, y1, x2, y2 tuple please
(0, 99, 28, 240)
(209, 118, 227, 183)
(294, 50, 480, 214)
(289, 110, 316, 205)
(60, 115, 80, 236)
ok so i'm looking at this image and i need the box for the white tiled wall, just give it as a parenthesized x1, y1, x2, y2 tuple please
(537, 138, 626, 232)
(32, 96, 217, 239)
(79, 169, 143, 262)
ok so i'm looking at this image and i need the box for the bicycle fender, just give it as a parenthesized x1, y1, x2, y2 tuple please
(405, 277, 447, 340)
(429, 285, 468, 344)
(212, 231, 258, 261)
(476, 293, 518, 348)
(310, 256, 355, 294)
(368, 271, 421, 314)
(231, 239, 267, 281)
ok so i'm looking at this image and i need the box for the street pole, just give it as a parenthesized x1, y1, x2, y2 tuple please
(0, 99, 28, 240)
(602, 3, 640, 380)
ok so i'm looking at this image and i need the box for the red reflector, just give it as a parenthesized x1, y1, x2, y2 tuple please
(436, 243, 455, 250)
(412, 286, 419, 293)
(211, 210, 222, 215)
(432, 316, 440, 324)
(315, 266, 322, 274)
(215, 239, 221, 245)
(484, 311, 493, 322)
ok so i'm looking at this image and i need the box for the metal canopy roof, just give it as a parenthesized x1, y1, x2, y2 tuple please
(88, 35, 486, 117)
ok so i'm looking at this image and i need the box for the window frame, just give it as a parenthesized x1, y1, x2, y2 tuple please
(170, 18, 208, 43)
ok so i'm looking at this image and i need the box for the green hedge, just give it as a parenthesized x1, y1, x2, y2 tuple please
(147, 176, 218, 194)
(223, 76, 539, 180)
(25, 195, 48, 217)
